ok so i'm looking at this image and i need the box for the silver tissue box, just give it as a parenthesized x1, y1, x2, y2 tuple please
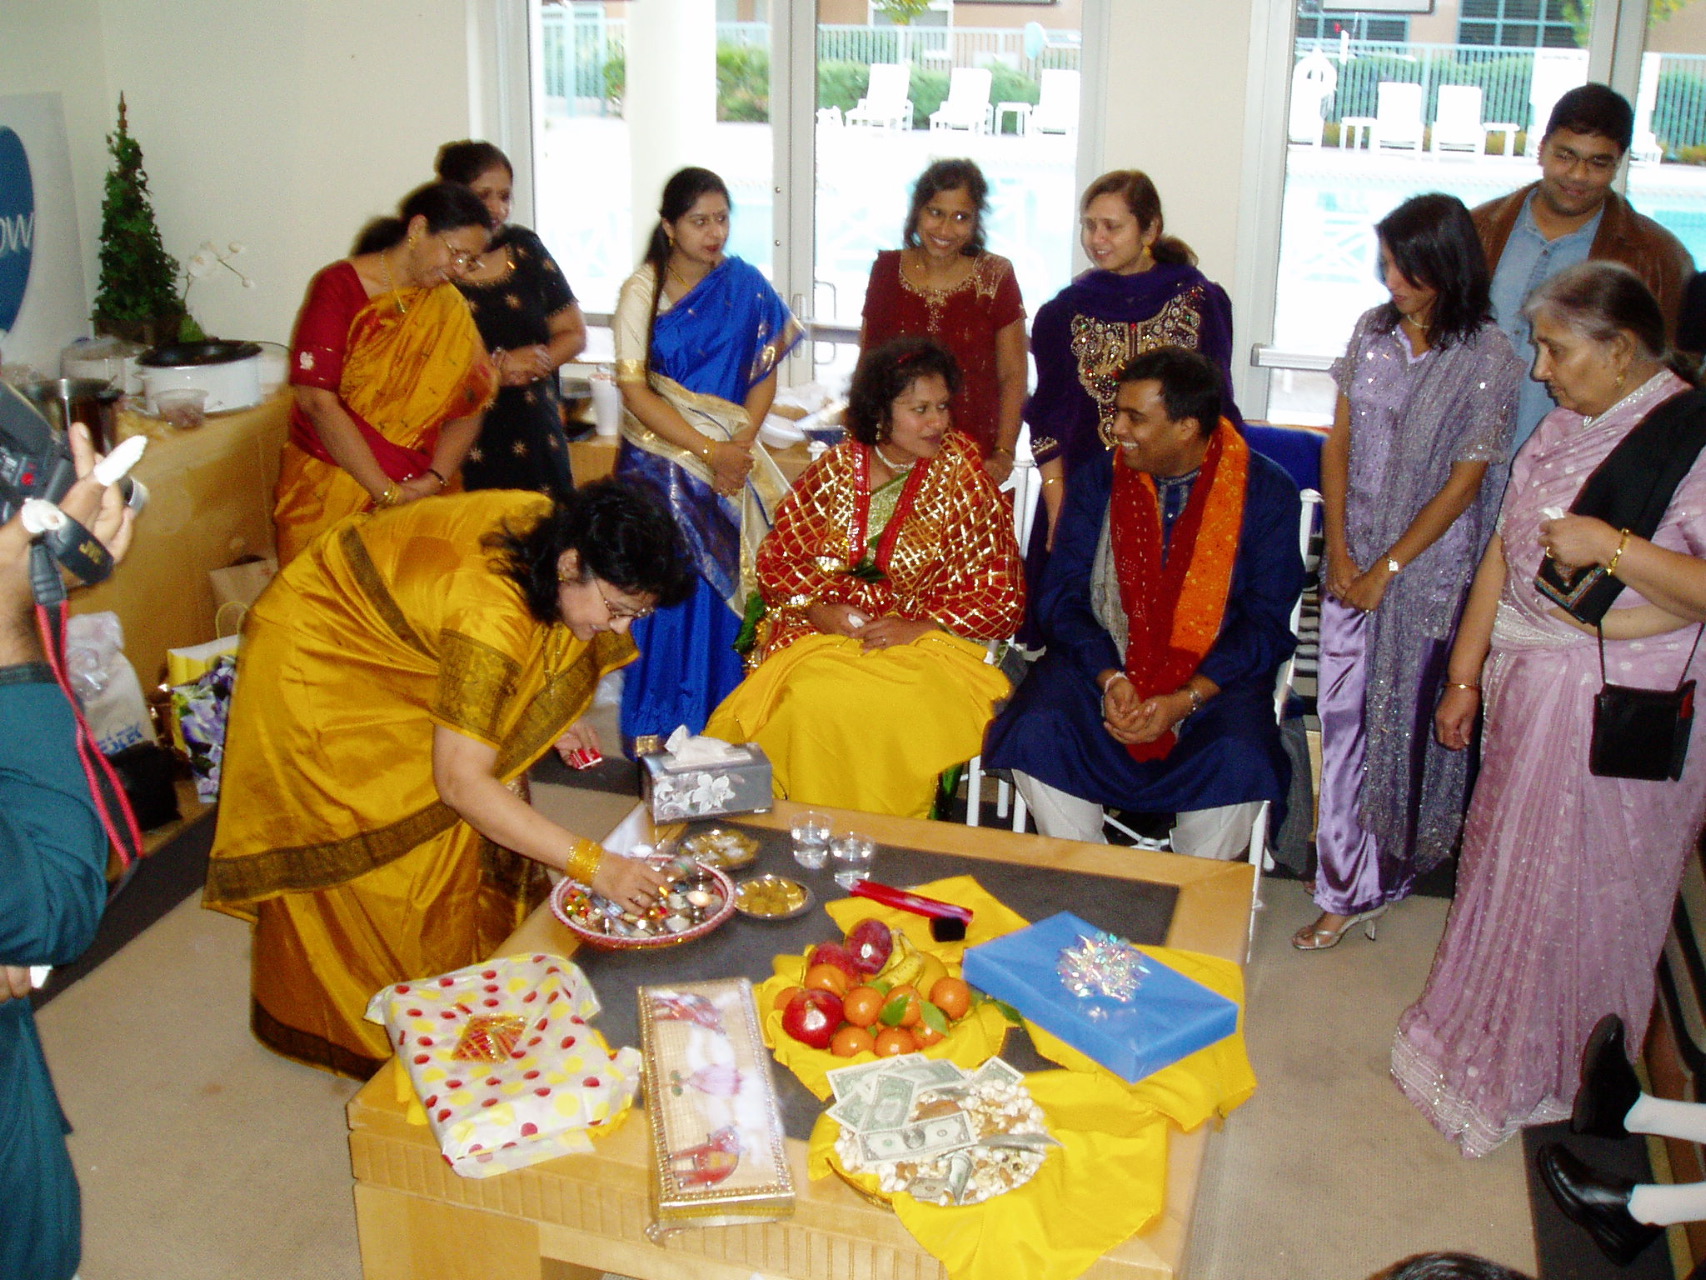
(642, 743, 773, 821)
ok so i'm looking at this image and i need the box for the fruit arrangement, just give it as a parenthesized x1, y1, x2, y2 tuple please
(774, 917, 979, 1059)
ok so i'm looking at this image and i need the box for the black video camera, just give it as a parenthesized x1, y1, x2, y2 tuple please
(0, 382, 145, 590)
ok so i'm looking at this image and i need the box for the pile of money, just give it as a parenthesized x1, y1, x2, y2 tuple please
(826, 1054, 1056, 1207)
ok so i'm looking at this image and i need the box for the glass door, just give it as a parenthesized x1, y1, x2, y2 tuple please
(1623, 2, 1706, 275)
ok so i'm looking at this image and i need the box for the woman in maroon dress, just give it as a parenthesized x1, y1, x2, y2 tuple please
(860, 159, 1026, 485)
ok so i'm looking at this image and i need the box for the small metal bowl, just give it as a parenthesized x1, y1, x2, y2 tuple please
(733, 874, 813, 921)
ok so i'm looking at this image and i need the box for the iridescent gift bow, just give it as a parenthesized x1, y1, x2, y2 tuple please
(1057, 932, 1149, 1003)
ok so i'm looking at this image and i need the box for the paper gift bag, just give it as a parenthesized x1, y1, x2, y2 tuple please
(208, 555, 276, 637)
(366, 953, 642, 1179)
(166, 635, 240, 800)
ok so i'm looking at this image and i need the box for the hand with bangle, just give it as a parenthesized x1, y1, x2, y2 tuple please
(1540, 513, 1628, 578)
(984, 442, 1016, 485)
(1435, 670, 1484, 752)
(567, 836, 670, 916)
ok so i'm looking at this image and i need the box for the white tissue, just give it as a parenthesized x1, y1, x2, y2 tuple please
(663, 725, 750, 766)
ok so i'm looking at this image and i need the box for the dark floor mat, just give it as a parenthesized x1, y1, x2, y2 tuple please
(1523, 1123, 1673, 1280)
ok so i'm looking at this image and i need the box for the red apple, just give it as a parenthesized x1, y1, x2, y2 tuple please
(808, 941, 862, 980)
(781, 988, 844, 1050)
(845, 918, 893, 975)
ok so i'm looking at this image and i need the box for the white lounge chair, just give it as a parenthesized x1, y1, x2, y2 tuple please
(846, 63, 914, 132)
(930, 67, 994, 134)
(1430, 85, 1487, 154)
(1372, 82, 1425, 151)
(1029, 68, 1080, 138)
(1289, 50, 1336, 147)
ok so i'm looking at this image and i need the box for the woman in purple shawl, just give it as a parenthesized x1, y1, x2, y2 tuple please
(1294, 194, 1520, 951)
(1023, 171, 1239, 605)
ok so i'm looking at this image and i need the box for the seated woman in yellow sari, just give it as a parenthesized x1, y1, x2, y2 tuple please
(205, 482, 693, 1078)
(707, 337, 1025, 818)
(274, 182, 498, 565)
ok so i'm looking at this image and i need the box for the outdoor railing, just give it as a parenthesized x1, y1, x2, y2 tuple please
(1296, 38, 1706, 157)
(540, 11, 1081, 118)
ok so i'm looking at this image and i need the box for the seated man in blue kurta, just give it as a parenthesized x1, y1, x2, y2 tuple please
(985, 347, 1304, 860)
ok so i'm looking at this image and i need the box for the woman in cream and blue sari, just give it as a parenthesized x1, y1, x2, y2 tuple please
(613, 167, 803, 742)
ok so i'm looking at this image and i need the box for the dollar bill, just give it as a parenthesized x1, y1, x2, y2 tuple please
(856, 1112, 975, 1164)
(865, 1073, 917, 1132)
(944, 1149, 976, 1205)
(827, 1053, 922, 1101)
(970, 1057, 1023, 1089)
(826, 1090, 874, 1133)
(893, 1059, 965, 1089)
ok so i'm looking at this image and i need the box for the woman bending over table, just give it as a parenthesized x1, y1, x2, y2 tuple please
(706, 337, 1025, 819)
(861, 159, 1026, 484)
(1294, 194, 1520, 952)
(1392, 261, 1706, 1156)
(206, 483, 693, 1078)
(436, 140, 587, 498)
(613, 166, 802, 743)
(274, 182, 497, 565)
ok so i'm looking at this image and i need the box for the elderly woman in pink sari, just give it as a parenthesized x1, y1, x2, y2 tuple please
(1393, 261, 1706, 1158)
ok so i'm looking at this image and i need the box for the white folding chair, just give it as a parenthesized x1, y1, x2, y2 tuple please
(963, 459, 1041, 828)
(846, 63, 914, 132)
(930, 68, 994, 134)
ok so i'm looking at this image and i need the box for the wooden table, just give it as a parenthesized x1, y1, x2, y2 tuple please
(347, 800, 1253, 1280)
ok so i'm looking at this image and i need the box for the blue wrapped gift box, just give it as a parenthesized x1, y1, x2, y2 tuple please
(962, 911, 1239, 1083)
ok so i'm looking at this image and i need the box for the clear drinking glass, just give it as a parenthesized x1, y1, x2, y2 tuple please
(831, 832, 875, 890)
(790, 810, 833, 870)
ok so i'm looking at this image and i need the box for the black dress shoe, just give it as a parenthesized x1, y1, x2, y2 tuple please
(1573, 1013, 1642, 1139)
(1537, 1143, 1663, 1266)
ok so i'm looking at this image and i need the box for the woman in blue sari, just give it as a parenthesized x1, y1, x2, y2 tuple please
(614, 167, 803, 741)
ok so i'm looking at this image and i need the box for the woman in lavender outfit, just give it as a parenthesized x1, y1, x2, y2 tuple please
(1395, 262, 1706, 1157)
(1293, 194, 1520, 952)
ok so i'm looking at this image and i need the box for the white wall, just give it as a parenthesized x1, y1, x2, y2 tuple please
(0, 0, 491, 352)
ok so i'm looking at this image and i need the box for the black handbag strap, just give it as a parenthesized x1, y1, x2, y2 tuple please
(1598, 620, 1706, 690)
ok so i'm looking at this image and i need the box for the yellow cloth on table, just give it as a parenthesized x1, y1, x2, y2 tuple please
(206, 491, 636, 1077)
(809, 1069, 1171, 1280)
(706, 630, 1010, 819)
(822, 874, 1030, 965)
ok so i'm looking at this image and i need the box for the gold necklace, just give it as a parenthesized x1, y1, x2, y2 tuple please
(382, 247, 408, 315)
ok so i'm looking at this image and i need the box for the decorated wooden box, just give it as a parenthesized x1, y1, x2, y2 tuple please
(962, 911, 1239, 1083)
(641, 741, 773, 821)
(637, 977, 795, 1239)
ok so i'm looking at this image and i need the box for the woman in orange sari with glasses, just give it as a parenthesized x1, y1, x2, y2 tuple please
(273, 182, 498, 564)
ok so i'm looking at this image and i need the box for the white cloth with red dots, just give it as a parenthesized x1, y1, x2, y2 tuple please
(366, 953, 643, 1178)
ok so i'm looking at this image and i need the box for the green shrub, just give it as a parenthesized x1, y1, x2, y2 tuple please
(818, 60, 871, 112)
(718, 42, 770, 122)
(907, 68, 951, 127)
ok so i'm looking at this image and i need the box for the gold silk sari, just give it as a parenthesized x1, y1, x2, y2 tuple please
(207, 491, 633, 1077)
(274, 279, 497, 565)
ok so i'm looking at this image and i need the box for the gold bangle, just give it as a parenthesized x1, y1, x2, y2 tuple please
(1041, 476, 1062, 488)
(1607, 528, 1633, 579)
(564, 838, 603, 886)
(376, 483, 399, 507)
(1446, 681, 1480, 693)
(991, 445, 1016, 458)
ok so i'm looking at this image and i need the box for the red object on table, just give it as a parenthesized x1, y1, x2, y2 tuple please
(849, 880, 973, 941)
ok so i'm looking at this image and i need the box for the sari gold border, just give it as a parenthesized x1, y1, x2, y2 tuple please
(435, 630, 524, 742)
(338, 525, 433, 659)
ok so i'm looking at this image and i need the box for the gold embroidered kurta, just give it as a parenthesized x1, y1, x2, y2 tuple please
(206, 491, 635, 1077)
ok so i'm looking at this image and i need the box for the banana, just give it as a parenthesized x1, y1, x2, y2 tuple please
(880, 928, 925, 988)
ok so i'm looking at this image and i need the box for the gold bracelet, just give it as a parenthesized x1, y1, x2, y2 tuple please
(1446, 681, 1480, 693)
(376, 483, 399, 507)
(1042, 476, 1062, 488)
(564, 838, 603, 886)
(991, 445, 1016, 459)
(1607, 528, 1633, 579)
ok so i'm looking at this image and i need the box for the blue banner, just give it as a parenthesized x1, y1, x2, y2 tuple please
(0, 126, 35, 333)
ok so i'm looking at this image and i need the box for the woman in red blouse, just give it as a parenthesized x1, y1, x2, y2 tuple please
(860, 159, 1027, 485)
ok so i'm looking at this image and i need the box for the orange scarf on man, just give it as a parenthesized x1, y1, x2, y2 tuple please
(1109, 418, 1248, 762)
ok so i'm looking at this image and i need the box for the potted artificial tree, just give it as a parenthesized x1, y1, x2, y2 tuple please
(90, 95, 188, 347)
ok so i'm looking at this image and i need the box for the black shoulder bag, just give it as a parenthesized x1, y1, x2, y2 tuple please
(1590, 623, 1704, 781)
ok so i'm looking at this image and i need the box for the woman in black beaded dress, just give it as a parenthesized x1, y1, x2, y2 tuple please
(436, 140, 588, 496)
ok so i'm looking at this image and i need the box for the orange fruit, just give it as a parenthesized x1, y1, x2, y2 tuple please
(831, 1025, 876, 1058)
(805, 963, 851, 996)
(880, 984, 922, 1028)
(772, 985, 804, 1013)
(874, 1026, 918, 1056)
(929, 977, 972, 1021)
(913, 1019, 945, 1047)
(842, 986, 884, 1028)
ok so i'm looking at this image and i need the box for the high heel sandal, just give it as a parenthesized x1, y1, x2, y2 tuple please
(1291, 905, 1388, 952)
